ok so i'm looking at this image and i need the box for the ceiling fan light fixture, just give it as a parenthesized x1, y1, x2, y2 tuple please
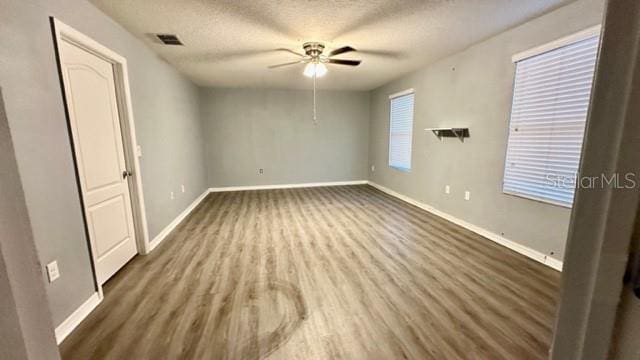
(303, 62, 327, 78)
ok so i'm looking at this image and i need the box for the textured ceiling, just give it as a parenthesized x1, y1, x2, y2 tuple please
(90, 0, 574, 90)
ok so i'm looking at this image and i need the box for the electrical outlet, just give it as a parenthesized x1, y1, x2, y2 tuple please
(170, 192, 174, 200)
(46, 261, 60, 283)
(259, 168, 264, 174)
(181, 184, 185, 193)
(371, 165, 375, 172)
(464, 191, 471, 201)
(136, 145, 142, 157)
(445, 185, 450, 194)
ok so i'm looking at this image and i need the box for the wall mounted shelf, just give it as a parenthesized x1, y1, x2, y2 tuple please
(425, 128, 470, 142)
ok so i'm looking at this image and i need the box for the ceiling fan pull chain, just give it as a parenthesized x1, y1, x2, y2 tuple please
(313, 70, 318, 125)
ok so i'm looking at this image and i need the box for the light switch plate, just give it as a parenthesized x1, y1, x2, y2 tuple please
(46, 261, 60, 283)
(136, 145, 142, 157)
(371, 165, 375, 172)
(181, 185, 185, 193)
(464, 191, 471, 201)
(445, 185, 450, 194)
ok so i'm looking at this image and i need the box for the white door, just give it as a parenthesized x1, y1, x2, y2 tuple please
(58, 39, 137, 285)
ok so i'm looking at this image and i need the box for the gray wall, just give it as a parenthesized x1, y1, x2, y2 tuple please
(0, 0, 207, 326)
(201, 88, 369, 187)
(368, 0, 605, 261)
(0, 90, 60, 359)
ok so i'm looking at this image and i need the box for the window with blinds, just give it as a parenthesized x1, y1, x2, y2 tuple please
(388, 91, 415, 171)
(503, 31, 600, 207)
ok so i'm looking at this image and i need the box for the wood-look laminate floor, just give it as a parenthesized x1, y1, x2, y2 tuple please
(60, 185, 560, 360)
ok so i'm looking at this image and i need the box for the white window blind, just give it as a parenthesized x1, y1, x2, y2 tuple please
(389, 92, 415, 171)
(503, 33, 600, 207)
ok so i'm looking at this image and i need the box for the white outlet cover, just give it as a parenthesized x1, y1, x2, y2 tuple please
(136, 145, 142, 157)
(46, 261, 60, 282)
(181, 185, 185, 193)
(464, 191, 471, 200)
(371, 165, 376, 172)
(445, 185, 450, 194)
(170, 192, 174, 200)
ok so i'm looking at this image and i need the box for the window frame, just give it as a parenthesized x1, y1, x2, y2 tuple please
(388, 88, 415, 173)
(502, 25, 602, 208)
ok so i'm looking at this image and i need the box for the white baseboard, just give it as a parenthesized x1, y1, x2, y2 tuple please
(147, 189, 210, 252)
(367, 181, 563, 271)
(544, 256, 564, 271)
(209, 180, 368, 192)
(55, 292, 102, 344)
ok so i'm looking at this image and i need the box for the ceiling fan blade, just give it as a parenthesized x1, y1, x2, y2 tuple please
(356, 49, 404, 59)
(329, 46, 356, 57)
(328, 59, 361, 66)
(268, 60, 304, 68)
(275, 48, 305, 57)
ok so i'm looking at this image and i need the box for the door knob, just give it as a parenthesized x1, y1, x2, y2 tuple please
(122, 170, 133, 179)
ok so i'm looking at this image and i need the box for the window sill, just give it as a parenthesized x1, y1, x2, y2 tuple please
(503, 190, 572, 209)
(389, 166, 411, 173)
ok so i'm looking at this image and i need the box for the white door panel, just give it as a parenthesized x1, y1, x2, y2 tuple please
(66, 65, 123, 191)
(59, 39, 137, 285)
(88, 195, 130, 257)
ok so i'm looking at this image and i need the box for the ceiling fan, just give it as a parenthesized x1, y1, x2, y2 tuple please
(269, 42, 361, 77)
(269, 42, 361, 124)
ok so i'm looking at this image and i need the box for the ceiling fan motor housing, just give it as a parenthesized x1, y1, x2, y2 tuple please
(303, 42, 325, 58)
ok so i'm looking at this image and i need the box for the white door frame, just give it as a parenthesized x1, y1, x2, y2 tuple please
(551, 0, 640, 358)
(51, 18, 151, 296)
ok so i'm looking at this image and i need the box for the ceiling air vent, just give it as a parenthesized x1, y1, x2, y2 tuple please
(156, 34, 183, 46)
